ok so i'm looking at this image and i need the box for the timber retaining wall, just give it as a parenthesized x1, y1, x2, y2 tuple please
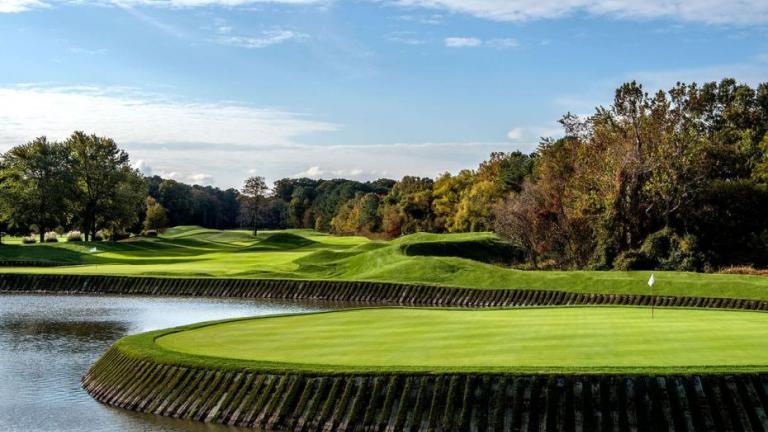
(3, 273, 768, 311)
(83, 345, 768, 432)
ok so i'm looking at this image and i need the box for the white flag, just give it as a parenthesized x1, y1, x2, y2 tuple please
(648, 273, 655, 287)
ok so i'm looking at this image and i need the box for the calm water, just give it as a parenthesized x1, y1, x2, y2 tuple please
(0, 293, 333, 432)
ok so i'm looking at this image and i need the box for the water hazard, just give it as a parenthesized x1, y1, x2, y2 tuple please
(0, 293, 333, 432)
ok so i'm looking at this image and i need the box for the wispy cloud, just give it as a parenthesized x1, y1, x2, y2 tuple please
(293, 166, 373, 179)
(0, 0, 46, 12)
(394, 0, 768, 25)
(67, 46, 109, 55)
(216, 29, 308, 48)
(444, 37, 481, 48)
(0, 0, 327, 13)
(397, 13, 443, 24)
(444, 36, 517, 49)
(7, 0, 768, 25)
(188, 173, 214, 185)
(506, 128, 523, 141)
(0, 84, 339, 149)
(386, 31, 427, 45)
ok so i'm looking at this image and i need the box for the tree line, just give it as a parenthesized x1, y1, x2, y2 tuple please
(1, 78, 767, 271)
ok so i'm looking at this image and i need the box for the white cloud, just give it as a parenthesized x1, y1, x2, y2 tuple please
(133, 159, 153, 176)
(216, 29, 308, 48)
(397, 13, 443, 24)
(0, 0, 325, 13)
(394, 0, 768, 25)
(159, 171, 180, 180)
(486, 38, 518, 49)
(6, 0, 768, 24)
(506, 128, 523, 141)
(0, 84, 339, 149)
(113, 0, 324, 5)
(444, 37, 517, 49)
(122, 140, 534, 188)
(188, 173, 214, 185)
(0, 0, 46, 12)
(386, 31, 427, 45)
(444, 37, 481, 48)
(293, 166, 369, 179)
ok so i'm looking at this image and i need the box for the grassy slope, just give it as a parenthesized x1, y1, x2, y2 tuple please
(1, 226, 768, 299)
(148, 306, 768, 374)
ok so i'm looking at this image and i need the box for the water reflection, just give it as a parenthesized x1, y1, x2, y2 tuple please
(0, 293, 334, 432)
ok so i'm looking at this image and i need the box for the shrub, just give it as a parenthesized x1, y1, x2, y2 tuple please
(94, 230, 105, 241)
(613, 250, 655, 270)
(114, 231, 131, 241)
(640, 228, 704, 271)
(21, 236, 36, 244)
(144, 230, 158, 237)
(44, 232, 58, 243)
(66, 231, 83, 242)
(613, 228, 705, 271)
(719, 266, 768, 276)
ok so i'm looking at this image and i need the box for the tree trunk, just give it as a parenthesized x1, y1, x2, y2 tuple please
(83, 215, 91, 242)
(39, 231, 45, 243)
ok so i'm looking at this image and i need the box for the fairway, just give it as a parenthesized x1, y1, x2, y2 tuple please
(156, 307, 768, 373)
(4, 226, 768, 301)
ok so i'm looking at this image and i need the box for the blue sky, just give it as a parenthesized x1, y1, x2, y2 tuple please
(1, 0, 767, 188)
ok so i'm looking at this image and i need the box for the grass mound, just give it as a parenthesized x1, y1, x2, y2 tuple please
(398, 233, 524, 264)
(6, 226, 768, 301)
(245, 232, 319, 250)
(152, 306, 768, 374)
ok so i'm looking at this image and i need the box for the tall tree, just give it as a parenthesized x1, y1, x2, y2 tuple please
(0, 137, 73, 241)
(144, 196, 169, 232)
(240, 176, 268, 235)
(66, 131, 146, 241)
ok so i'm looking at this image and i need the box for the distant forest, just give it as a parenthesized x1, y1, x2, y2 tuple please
(2, 78, 767, 271)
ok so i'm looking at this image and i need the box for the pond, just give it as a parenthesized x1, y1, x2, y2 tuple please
(0, 293, 334, 432)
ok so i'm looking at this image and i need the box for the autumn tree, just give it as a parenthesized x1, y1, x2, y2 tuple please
(144, 196, 169, 232)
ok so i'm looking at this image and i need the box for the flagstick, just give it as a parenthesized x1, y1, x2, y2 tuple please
(648, 273, 655, 319)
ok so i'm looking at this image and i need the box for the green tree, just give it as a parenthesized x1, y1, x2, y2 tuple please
(240, 176, 268, 235)
(66, 131, 146, 241)
(0, 137, 73, 242)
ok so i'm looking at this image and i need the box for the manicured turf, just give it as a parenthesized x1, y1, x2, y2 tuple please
(154, 307, 768, 374)
(2, 226, 768, 300)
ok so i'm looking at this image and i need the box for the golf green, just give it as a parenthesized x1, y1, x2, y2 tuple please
(155, 307, 768, 373)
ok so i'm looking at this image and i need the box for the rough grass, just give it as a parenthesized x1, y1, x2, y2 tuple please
(143, 306, 768, 374)
(3, 226, 768, 300)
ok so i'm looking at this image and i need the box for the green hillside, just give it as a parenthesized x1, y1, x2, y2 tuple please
(2, 226, 768, 300)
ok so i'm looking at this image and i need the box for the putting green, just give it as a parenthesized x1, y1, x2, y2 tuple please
(155, 307, 768, 373)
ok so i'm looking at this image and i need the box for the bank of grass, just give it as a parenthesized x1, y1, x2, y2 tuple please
(131, 306, 768, 375)
(2, 226, 768, 300)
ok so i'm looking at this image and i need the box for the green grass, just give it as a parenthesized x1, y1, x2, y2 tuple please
(2, 226, 768, 300)
(143, 306, 768, 374)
